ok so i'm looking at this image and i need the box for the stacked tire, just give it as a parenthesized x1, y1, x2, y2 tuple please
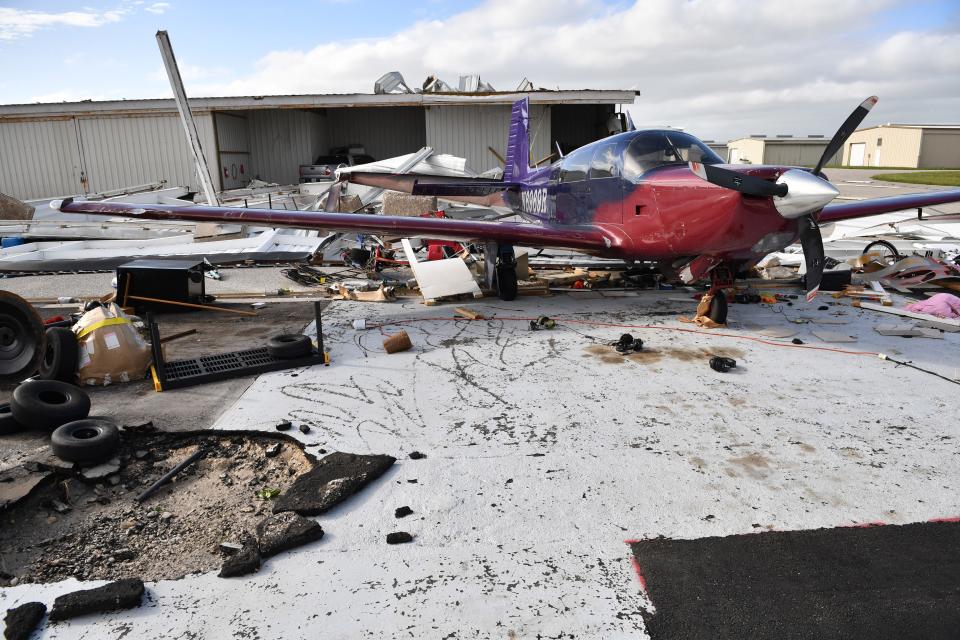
(9, 380, 91, 432)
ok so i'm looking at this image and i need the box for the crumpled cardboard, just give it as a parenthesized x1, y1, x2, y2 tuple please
(73, 303, 152, 386)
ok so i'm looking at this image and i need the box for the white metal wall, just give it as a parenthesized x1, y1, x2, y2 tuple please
(0, 118, 84, 200)
(247, 110, 326, 185)
(326, 107, 425, 162)
(425, 104, 550, 173)
(76, 113, 217, 194)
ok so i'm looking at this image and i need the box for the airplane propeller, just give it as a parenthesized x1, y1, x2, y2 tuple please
(689, 96, 878, 300)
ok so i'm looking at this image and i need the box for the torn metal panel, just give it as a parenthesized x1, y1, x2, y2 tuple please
(401, 238, 482, 300)
(0, 230, 322, 272)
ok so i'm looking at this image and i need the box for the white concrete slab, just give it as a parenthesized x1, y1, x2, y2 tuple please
(4, 292, 959, 638)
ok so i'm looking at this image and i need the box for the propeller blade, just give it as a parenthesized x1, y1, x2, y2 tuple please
(799, 215, 825, 301)
(689, 162, 787, 198)
(811, 96, 878, 176)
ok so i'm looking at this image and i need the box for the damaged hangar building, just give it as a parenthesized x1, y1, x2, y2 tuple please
(0, 88, 636, 201)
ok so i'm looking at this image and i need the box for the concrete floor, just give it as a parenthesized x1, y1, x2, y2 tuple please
(2, 289, 957, 639)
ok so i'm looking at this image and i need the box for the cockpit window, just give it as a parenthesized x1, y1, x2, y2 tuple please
(558, 146, 593, 183)
(622, 131, 723, 181)
(588, 141, 620, 179)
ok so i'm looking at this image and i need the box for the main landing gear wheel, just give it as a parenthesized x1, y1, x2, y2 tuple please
(863, 240, 900, 266)
(0, 291, 44, 383)
(495, 266, 518, 301)
(708, 291, 728, 325)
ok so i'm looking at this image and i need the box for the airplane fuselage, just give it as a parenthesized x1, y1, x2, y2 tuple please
(508, 130, 802, 268)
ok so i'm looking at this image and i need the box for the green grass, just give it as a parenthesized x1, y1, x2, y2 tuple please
(871, 171, 960, 186)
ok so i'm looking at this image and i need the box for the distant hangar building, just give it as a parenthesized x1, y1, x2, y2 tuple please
(725, 135, 842, 167)
(841, 124, 960, 168)
(0, 89, 636, 201)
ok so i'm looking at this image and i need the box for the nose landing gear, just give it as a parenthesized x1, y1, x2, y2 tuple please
(485, 242, 518, 301)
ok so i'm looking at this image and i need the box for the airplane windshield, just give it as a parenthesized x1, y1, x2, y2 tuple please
(622, 131, 723, 181)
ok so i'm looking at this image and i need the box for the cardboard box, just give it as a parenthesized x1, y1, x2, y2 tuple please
(74, 303, 152, 386)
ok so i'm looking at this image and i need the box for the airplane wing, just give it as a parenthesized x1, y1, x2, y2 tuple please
(818, 189, 960, 223)
(54, 199, 616, 253)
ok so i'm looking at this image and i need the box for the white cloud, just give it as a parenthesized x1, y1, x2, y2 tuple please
(145, 2, 171, 15)
(0, 6, 127, 41)
(184, 0, 959, 140)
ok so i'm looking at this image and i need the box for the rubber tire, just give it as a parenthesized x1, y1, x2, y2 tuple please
(863, 240, 900, 265)
(708, 292, 728, 325)
(267, 334, 312, 359)
(0, 290, 44, 383)
(38, 327, 79, 383)
(11, 380, 91, 432)
(495, 266, 518, 301)
(0, 402, 22, 435)
(51, 418, 120, 464)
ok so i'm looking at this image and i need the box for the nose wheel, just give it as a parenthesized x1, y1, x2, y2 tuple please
(707, 289, 728, 325)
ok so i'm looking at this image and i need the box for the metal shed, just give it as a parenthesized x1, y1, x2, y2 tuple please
(842, 124, 960, 169)
(0, 90, 635, 201)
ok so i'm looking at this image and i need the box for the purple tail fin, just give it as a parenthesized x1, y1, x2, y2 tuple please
(503, 98, 530, 181)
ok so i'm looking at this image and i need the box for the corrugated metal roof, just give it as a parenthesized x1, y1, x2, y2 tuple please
(0, 90, 638, 119)
(854, 123, 960, 131)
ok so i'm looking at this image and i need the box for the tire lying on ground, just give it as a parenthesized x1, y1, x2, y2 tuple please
(0, 290, 45, 383)
(267, 334, 312, 359)
(51, 418, 120, 464)
(0, 402, 22, 435)
(11, 380, 91, 432)
(38, 327, 79, 383)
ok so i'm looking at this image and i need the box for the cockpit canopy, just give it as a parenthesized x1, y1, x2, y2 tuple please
(558, 130, 724, 183)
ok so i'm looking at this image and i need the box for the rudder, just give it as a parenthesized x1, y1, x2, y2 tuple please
(503, 98, 530, 181)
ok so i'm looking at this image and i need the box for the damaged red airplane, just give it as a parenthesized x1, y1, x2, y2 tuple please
(55, 96, 960, 323)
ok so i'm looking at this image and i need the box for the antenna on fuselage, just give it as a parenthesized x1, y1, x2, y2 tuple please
(555, 141, 565, 159)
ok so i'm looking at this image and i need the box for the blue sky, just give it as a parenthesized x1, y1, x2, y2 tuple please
(1, 0, 958, 140)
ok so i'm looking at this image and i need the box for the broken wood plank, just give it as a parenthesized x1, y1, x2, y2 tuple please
(454, 307, 485, 320)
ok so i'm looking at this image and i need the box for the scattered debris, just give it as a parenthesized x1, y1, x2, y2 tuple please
(265, 443, 282, 458)
(218, 538, 261, 578)
(408, 451, 426, 460)
(3, 602, 46, 640)
(811, 329, 857, 343)
(276, 420, 292, 431)
(454, 307, 485, 320)
(0, 431, 312, 584)
(709, 356, 737, 373)
(79, 458, 122, 480)
(383, 330, 413, 354)
(135, 448, 204, 502)
(256, 487, 281, 500)
(272, 452, 395, 516)
(299, 424, 311, 434)
(48, 578, 145, 622)
(613, 334, 643, 353)
(255, 511, 324, 557)
(395, 506, 413, 518)
(386, 532, 414, 545)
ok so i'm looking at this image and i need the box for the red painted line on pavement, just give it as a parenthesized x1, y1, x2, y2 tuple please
(630, 555, 648, 595)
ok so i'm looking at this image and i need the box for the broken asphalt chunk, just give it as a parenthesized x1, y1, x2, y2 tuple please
(395, 506, 413, 518)
(4, 602, 46, 640)
(272, 452, 395, 516)
(48, 578, 145, 622)
(275, 420, 292, 431)
(408, 451, 426, 460)
(255, 511, 324, 557)
(218, 539, 261, 578)
(386, 532, 413, 545)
